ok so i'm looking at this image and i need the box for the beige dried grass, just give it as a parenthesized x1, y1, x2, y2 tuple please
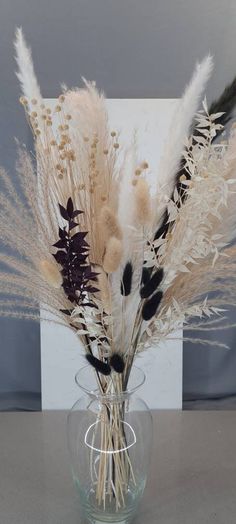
(102, 237, 123, 273)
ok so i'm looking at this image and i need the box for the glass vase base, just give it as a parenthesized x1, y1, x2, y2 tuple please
(75, 479, 146, 524)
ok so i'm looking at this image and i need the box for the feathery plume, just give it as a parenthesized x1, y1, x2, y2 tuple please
(86, 353, 111, 375)
(140, 268, 164, 299)
(103, 237, 123, 273)
(14, 27, 42, 110)
(142, 291, 163, 321)
(134, 178, 152, 225)
(110, 353, 125, 373)
(121, 262, 133, 296)
(154, 55, 213, 231)
(209, 76, 236, 129)
(100, 206, 122, 241)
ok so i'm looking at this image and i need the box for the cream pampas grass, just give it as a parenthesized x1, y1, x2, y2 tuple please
(100, 206, 122, 241)
(103, 236, 123, 273)
(134, 178, 152, 225)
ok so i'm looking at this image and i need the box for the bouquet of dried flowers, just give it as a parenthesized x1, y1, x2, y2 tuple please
(1, 28, 236, 507)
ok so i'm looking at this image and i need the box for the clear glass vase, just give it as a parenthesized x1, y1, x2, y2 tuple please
(67, 365, 153, 524)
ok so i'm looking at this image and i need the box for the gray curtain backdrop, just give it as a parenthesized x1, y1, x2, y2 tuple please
(0, 0, 236, 410)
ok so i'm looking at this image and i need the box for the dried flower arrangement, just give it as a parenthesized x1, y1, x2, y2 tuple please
(1, 27, 236, 509)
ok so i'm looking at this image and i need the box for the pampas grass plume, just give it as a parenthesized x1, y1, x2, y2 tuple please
(39, 259, 63, 289)
(100, 206, 122, 241)
(103, 237, 123, 273)
(134, 178, 152, 225)
(14, 27, 42, 107)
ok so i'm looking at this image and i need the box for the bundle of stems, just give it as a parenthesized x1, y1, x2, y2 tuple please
(89, 373, 136, 510)
(1, 28, 236, 508)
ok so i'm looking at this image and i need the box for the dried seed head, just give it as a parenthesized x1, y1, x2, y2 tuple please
(103, 237, 123, 273)
(19, 96, 28, 105)
(67, 150, 76, 161)
(110, 353, 125, 373)
(134, 178, 152, 225)
(100, 206, 122, 241)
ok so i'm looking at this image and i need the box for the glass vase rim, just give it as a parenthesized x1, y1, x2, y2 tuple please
(75, 364, 146, 398)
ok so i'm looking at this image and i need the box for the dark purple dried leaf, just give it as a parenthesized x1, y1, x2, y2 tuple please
(59, 204, 69, 221)
(59, 227, 67, 239)
(53, 250, 67, 264)
(72, 210, 83, 218)
(67, 197, 74, 218)
(69, 220, 78, 230)
(85, 286, 99, 293)
(53, 239, 67, 249)
(71, 231, 88, 241)
(88, 271, 99, 279)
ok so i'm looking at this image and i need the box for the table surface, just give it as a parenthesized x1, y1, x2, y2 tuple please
(0, 411, 236, 524)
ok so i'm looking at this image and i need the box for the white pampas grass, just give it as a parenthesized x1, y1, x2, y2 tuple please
(154, 54, 214, 230)
(38, 259, 63, 289)
(14, 27, 42, 110)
